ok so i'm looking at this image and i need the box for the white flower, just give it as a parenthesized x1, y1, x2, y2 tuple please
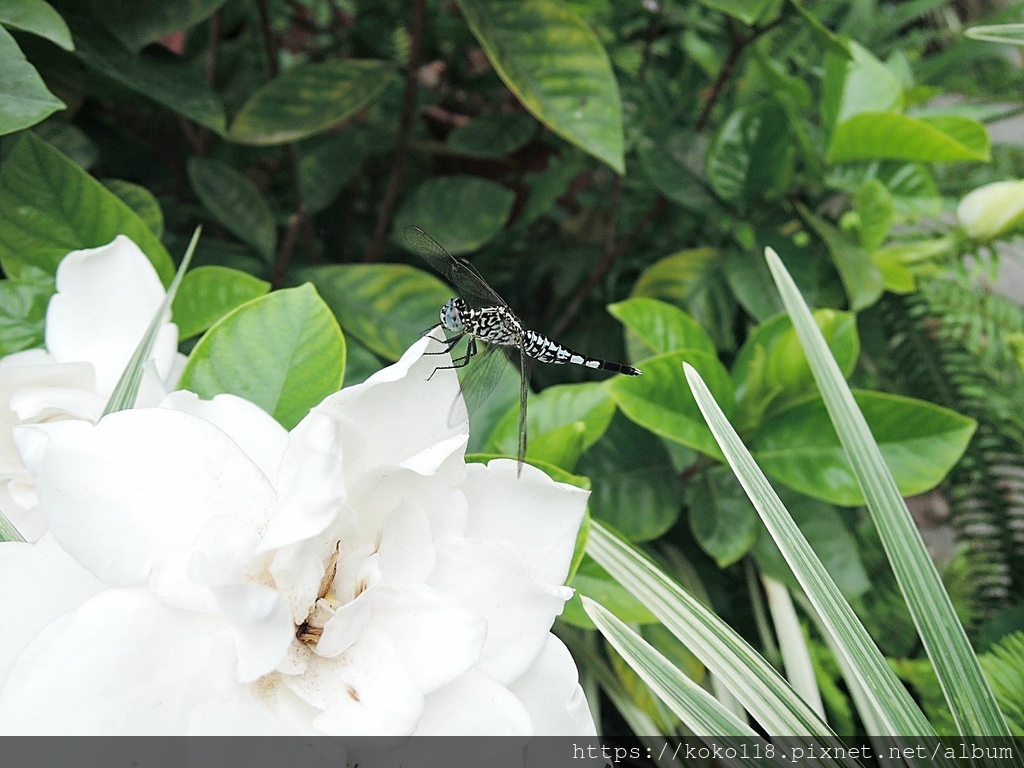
(0, 336, 595, 736)
(0, 236, 184, 540)
(957, 179, 1024, 242)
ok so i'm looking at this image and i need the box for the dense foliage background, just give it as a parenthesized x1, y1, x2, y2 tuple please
(2, 0, 1024, 740)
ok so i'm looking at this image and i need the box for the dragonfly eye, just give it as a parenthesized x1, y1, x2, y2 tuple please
(441, 298, 464, 332)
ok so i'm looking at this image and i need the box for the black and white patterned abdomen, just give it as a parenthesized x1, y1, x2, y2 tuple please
(522, 330, 641, 375)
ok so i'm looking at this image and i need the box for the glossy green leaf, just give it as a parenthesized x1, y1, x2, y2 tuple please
(0, 0, 72, 49)
(0, 24, 64, 135)
(187, 157, 277, 262)
(87, 0, 227, 51)
(732, 309, 859, 430)
(788, 0, 850, 58)
(72, 24, 225, 132)
(487, 381, 615, 460)
(0, 273, 51, 355)
(828, 112, 990, 163)
(229, 60, 393, 145)
(751, 488, 870, 600)
(855, 179, 894, 252)
(102, 179, 164, 237)
(457, 0, 624, 173)
(178, 284, 346, 430)
(631, 248, 736, 352)
(610, 350, 733, 458)
(171, 266, 270, 340)
(298, 264, 451, 360)
(297, 133, 367, 214)
(576, 414, 684, 541)
(706, 101, 793, 203)
(688, 468, 759, 568)
(0, 133, 173, 283)
(515, 150, 586, 229)
(750, 390, 976, 506)
(446, 112, 536, 158)
(562, 557, 660, 629)
(608, 297, 716, 362)
(32, 121, 97, 169)
(821, 41, 901, 133)
(524, 421, 587, 471)
(799, 204, 883, 311)
(393, 176, 514, 255)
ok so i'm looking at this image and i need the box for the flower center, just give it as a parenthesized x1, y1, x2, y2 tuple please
(294, 542, 342, 647)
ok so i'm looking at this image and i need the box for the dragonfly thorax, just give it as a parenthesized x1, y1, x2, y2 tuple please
(440, 297, 468, 333)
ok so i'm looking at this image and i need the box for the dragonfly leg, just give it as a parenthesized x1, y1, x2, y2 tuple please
(426, 337, 477, 380)
(423, 331, 464, 356)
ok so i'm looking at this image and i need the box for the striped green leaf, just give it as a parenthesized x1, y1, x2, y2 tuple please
(457, 0, 624, 173)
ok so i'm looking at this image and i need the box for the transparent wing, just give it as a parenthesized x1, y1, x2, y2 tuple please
(517, 345, 528, 474)
(447, 341, 509, 429)
(404, 226, 508, 310)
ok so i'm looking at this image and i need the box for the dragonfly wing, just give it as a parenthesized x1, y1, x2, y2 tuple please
(517, 345, 528, 475)
(447, 342, 508, 429)
(404, 226, 508, 310)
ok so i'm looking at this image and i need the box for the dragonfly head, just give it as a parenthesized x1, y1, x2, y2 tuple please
(440, 298, 468, 333)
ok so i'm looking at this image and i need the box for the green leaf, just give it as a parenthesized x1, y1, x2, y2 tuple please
(171, 266, 270, 340)
(0, 133, 174, 283)
(576, 414, 685, 541)
(750, 488, 870, 600)
(187, 157, 277, 263)
(855, 179, 894, 252)
(297, 133, 367, 214)
(446, 112, 537, 158)
(788, 0, 850, 59)
(229, 60, 393, 145)
(687, 468, 759, 567)
(515, 150, 586, 229)
(32, 120, 97, 169)
(562, 558, 659, 629)
(610, 350, 733, 458)
(828, 112, 991, 163)
(706, 101, 793, 203)
(631, 247, 736, 352)
(822, 41, 902, 134)
(0, 0, 72, 50)
(0, 273, 51, 355)
(71, 23, 225, 132)
(488, 381, 614, 451)
(732, 309, 859, 430)
(298, 264, 451, 361)
(750, 390, 976, 506)
(102, 179, 164, 238)
(87, 0, 227, 51)
(393, 176, 514, 255)
(457, 0, 624, 173)
(700, 0, 774, 25)
(637, 129, 714, 210)
(0, 24, 64, 135)
(799, 204, 883, 311)
(178, 284, 345, 430)
(608, 297, 717, 362)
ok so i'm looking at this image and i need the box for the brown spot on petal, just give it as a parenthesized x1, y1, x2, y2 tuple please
(346, 685, 360, 702)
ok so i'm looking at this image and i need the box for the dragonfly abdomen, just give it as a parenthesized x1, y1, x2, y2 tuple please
(522, 330, 641, 376)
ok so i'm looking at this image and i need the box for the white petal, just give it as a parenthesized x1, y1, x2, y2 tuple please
(314, 588, 373, 658)
(185, 688, 321, 735)
(261, 409, 347, 551)
(0, 534, 104, 685)
(213, 582, 295, 682)
(161, 391, 288, 482)
(285, 628, 424, 736)
(462, 459, 587, 585)
(315, 335, 467, 471)
(46, 236, 172, 394)
(370, 584, 486, 693)
(0, 588, 235, 734)
(428, 539, 569, 684)
(376, 499, 436, 588)
(508, 634, 597, 735)
(19, 408, 275, 589)
(414, 669, 532, 735)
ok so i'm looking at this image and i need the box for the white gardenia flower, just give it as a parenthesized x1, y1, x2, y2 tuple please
(956, 179, 1024, 242)
(0, 236, 183, 540)
(0, 335, 596, 737)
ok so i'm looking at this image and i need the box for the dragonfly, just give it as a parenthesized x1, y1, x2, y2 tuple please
(405, 226, 642, 476)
